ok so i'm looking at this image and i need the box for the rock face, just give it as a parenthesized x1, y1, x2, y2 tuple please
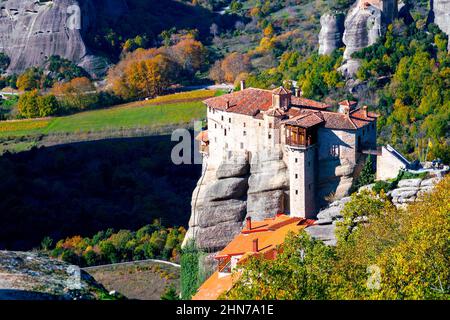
(338, 0, 398, 78)
(388, 177, 444, 208)
(183, 152, 288, 252)
(0, 251, 110, 300)
(431, 0, 450, 50)
(340, 1, 384, 77)
(318, 13, 345, 55)
(0, 0, 127, 77)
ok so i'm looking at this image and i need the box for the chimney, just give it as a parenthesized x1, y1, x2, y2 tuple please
(240, 80, 246, 91)
(294, 88, 300, 97)
(246, 217, 252, 230)
(226, 100, 230, 109)
(252, 238, 259, 253)
(363, 105, 368, 118)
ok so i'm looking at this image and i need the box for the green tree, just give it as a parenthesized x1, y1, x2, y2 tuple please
(17, 90, 40, 118)
(37, 94, 59, 117)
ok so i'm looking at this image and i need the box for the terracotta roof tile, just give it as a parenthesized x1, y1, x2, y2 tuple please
(284, 112, 324, 128)
(291, 96, 331, 110)
(204, 88, 377, 131)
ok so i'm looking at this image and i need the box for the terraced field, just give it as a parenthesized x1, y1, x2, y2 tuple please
(0, 90, 212, 139)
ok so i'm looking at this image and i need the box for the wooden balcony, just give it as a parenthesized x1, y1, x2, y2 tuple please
(285, 125, 317, 148)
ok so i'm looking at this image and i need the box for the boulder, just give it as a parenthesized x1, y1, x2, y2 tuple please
(206, 177, 248, 201)
(0, 251, 111, 300)
(195, 221, 244, 251)
(390, 187, 419, 198)
(248, 159, 289, 194)
(216, 156, 249, 179)
(246, 190, 285, 221)
(398, 178, 422, 188)
(420, 177, 442, 187)
(193, 199, 247, 228)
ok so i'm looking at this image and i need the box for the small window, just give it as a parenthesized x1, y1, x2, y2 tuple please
(243, 131, 247, 136)
(224, 129, 227, 136)
(268, 134, 272, 139)
(259, 123, 261, 127)
(221, 116, 224, 121)
(295, 158, 298, 163)
(295, 174, 298, 179)
(214, 137, 217, 142)
(240, 142, 244, 149)
(269, 123, 273, 129)
(243, 122, 246, 127)
(215, 124, 217, 129)
(295, 190, 299, 195)
(330, 145, 339, 158)
(229, 118, 231, 123)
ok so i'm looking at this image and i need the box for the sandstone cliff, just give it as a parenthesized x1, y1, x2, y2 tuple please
(0, 251, 111, 300)
(340, 1, 384, 77)
(318, 13, 345, 55)
(0, 0, 127, 78)
(184, 151, 289, 252)
(431, 0, 450, 50)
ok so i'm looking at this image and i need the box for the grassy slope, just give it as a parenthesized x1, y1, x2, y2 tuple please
(85, 261, 180, 300)
(0, 90, 212, 138)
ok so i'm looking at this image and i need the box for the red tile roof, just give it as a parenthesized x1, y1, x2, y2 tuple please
(339, 100, 358, 107)
(284, 112, 325, 128)
(291, 96, 331, 110)
(192, 214, 316, 300)
(204, 88, 377, 130)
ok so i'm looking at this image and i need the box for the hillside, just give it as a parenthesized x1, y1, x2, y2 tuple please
(85, 260, 180, 300)
(0, 90, 211, 154)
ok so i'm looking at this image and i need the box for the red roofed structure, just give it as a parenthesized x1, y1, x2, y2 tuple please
(192, 214, 315, 300)
(200, 85, 378, 219)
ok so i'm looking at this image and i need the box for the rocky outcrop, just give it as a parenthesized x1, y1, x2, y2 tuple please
(0, 251, 111, 300)
(306, 174, 444, 245)
(318, 13, 345, 55)
(388, 177, 443, 208)
(0, 0, 127, 77)
(340, 1, 384, 77)
(183, 151, 288, 252)
(431, 0, 450, 50)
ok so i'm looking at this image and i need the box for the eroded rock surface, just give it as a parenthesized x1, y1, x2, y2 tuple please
(0, 251, 110, 300)
(431, 0, 450, 50)
(318, 13, 345, 55)
(0, 0, 127, 77)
